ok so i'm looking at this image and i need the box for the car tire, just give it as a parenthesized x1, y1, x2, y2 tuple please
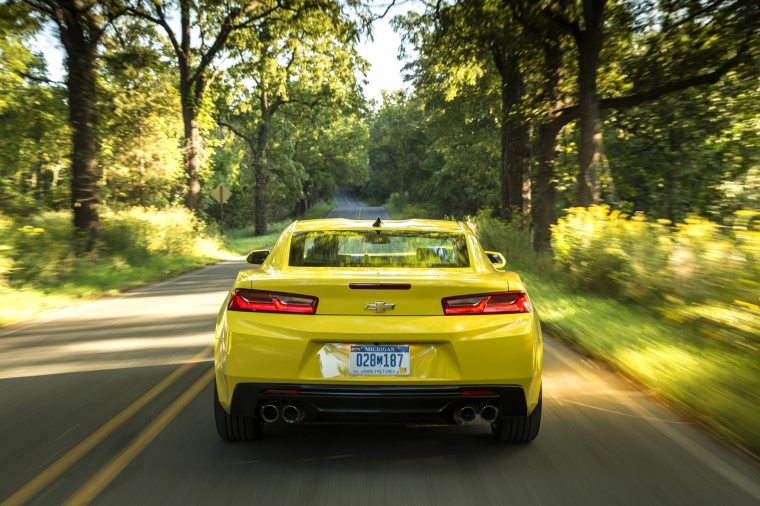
(214, 380, 263, 441)
(491, 387, 542, 443)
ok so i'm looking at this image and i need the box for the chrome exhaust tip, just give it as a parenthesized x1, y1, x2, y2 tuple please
(454, 405, 477, 424)
(261, 403, 279, 423)
(281, 403, 303, 424)
(480, 405, 499, 423)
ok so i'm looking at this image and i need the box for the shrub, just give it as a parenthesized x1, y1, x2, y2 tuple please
(0, 213, 14, 288)
(470, 209, 540, 271)
(7, 212, 75, 285)
(101, 206, 205, 263)
(550, 206, 759, 349)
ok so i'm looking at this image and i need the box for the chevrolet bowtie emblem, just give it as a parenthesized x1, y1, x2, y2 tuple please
(365, 301, 396, 313)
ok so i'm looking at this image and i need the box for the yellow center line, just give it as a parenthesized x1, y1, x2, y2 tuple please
(64, 368, 215, 505)
(1, 345, 213, 506)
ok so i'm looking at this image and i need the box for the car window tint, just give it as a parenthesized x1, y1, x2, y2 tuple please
(289, 231, 470, 268)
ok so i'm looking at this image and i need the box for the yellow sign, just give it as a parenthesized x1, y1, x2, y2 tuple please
(211, 184, 231, 204)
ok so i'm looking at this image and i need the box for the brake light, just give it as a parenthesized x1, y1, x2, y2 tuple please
(228, 289, 318, 314)
(442, 291, 531, 315)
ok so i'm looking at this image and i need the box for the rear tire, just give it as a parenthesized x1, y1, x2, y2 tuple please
(214, 380, 263, 441)
(491, 388, 542, 443)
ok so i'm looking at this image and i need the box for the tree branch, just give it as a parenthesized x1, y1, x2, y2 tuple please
(218, 120, 258, 157)
(551, 39, 751, 127)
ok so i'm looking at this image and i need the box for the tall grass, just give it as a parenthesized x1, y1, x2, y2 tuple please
(474, 207, 760, 457)
(0, 207, 224, 326)
(0, 202, 334, 327)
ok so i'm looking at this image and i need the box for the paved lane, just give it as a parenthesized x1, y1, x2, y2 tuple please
(326, 189, 390, 220)
(1, 260, 759, 505)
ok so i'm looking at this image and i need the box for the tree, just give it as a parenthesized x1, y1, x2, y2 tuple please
(0, 4, 70, 214)
(98, 17, 184, 208)
(399, 0, 535, 220)
(20, 0, 119, 252)
(215, 4, 364, 234)
(125, 0, 288, 213)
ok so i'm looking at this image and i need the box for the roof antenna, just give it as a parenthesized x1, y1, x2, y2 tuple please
(372, 216, 383, 228)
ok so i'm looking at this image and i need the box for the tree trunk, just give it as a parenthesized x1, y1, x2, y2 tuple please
(179, 64, 204, 211)
(532, 21, 566, 252)
(576, 0, 606, 207)
(61, 8, 101, 253)
(254, 90, 270, 235)
(533, 121, 561, 252)
(494, 51, 531, 220)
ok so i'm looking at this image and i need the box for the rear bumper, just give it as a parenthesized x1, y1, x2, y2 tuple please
(229, 383, 528, 424)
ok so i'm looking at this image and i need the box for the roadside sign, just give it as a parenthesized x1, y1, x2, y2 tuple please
(211, 184, 232, 233)
(211, 184, 231, 204)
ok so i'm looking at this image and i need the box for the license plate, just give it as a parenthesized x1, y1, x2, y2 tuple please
(349, 345, 410, 376)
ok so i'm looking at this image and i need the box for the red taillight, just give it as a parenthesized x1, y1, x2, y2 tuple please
(461, 390, 497, 396)
(442, 291, 531, 315)
(228, 289, 317, 314)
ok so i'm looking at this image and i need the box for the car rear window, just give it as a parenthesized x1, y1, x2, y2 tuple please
(288, 230, 470, 268)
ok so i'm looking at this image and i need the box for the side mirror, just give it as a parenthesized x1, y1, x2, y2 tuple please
(246, 249, 270, 265)
(484, 251, 506, 269)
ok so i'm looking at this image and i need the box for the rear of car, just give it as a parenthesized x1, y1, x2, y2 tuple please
(214, 219, 543, 442)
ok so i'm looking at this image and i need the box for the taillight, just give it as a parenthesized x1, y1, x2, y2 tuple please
(228, 289, 318, 314)
(442, 291, 531, 315)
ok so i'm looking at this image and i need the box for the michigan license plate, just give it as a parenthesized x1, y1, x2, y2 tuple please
(349, 345, 410, 376)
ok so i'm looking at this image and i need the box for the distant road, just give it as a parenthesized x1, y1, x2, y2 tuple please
(325, 189, 390, 220)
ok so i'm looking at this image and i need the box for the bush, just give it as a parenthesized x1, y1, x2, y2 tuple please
(101, 206, 206, 263)
(0, 214, 14, 289)
(470, 209, 540, 271)
(1, 207, 223, 290)
(7, 212, 75, 285)
(474, 207, 760, 455)
(550, 206, 759, 349)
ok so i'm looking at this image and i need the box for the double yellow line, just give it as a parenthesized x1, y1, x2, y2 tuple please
(2, 346, 214, 506)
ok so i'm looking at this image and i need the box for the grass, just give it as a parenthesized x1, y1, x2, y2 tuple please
(221, 200, 335, 255)
(518, 267, 760, 459)
(0, 201, 336, 329)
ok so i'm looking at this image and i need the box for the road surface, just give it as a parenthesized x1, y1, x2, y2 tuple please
(1, 196, 758, 505)
(325, 189, 390, 220)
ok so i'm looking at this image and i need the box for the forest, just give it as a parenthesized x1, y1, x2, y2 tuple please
(1, 0, 757, 247)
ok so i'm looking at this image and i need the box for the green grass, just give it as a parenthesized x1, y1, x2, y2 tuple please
(519, 267, 760, 459)
(0, 202, 336, 328)
(382, 201, 404, 219)
(221, 201, 335, 255)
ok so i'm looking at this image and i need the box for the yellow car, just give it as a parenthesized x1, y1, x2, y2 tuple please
(214, 218, 543, 442)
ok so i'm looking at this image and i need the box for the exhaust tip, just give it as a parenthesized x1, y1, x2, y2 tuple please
(261, 403, 279, 423)
(281, 404, 303, 424)
(455, 405, 477, 424)
(480, 405, 499, 423)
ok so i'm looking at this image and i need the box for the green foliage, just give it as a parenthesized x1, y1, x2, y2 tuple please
(551, 206, 759, 310)
(100, 207, 209, 263)
(470, 209, 536, 269)
(0, 14, 70, 215)
(6, 212, 75, 285)
(0, 213, 14, 289)
(474, 209, 760, 455)
(1, 208, 222, 290)
(99, 20, 185, 209)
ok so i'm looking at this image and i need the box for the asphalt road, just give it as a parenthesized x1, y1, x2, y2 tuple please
(1, 198, 759, 506)
(325, 189, 390, 220)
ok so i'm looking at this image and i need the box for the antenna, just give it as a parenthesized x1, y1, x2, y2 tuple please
(372, 216, 383, 228)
